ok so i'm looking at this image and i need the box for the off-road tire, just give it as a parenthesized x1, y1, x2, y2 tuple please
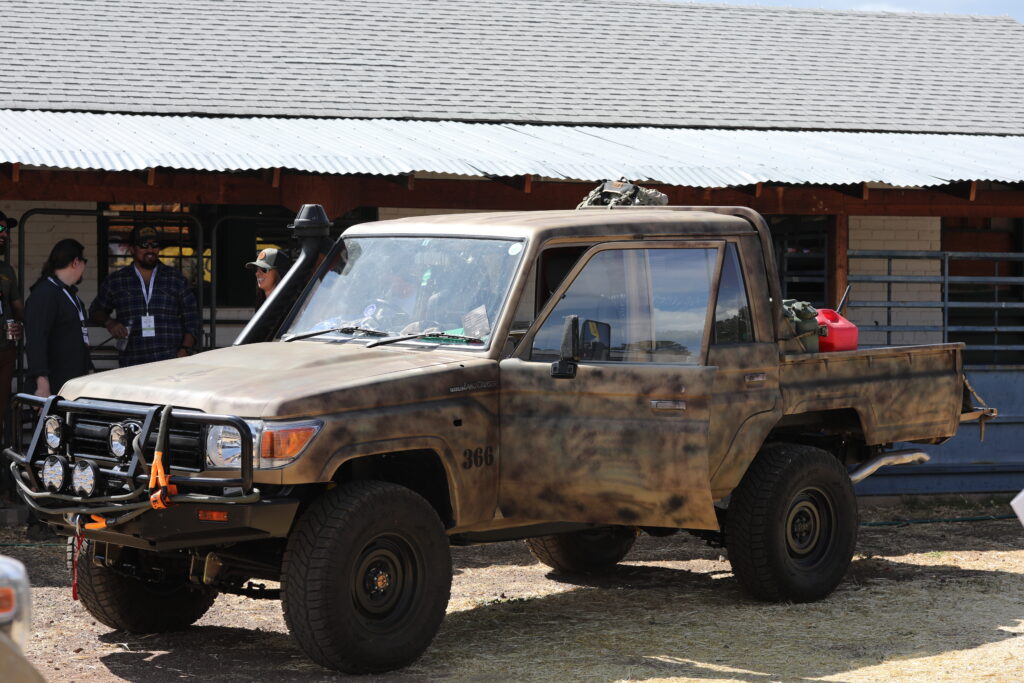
(282, 481, 452, 674)
(725, 442, 857, 602)
(526, 526, 637, 574)
(73, 539, 217, 632)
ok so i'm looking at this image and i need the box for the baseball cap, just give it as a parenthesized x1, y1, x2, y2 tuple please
(0, 211, 18, 230)
(246, 248, 292, 271)
(129, 225, 161, 246)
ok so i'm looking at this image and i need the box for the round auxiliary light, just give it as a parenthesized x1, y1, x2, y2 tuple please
(72, 460, 99, 498)
(44, 416, 63, 450)
(41, 455, 69, 492)
(108, 423, 129, 458)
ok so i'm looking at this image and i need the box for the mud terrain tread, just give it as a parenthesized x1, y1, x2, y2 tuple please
(725, 442, 857, 603)
(527, 526, 636, 574)
(73, 539, 216, 632)
(282, 481, 451, 674)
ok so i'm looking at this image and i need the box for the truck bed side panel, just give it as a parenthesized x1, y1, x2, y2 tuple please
(779, 344, 963, 445)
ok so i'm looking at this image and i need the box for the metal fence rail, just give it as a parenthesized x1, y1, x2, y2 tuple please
(846, 250, 1024, 361)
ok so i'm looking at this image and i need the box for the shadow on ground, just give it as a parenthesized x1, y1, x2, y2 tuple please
(81, 554, 1022, 682)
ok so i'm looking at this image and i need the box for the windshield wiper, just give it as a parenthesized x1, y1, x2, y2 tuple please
(282, 326, 390, 342)
(365, 332, 485, 348)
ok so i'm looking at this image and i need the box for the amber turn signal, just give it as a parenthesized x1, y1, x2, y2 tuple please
(197, 509, 229, 522)
(260, 425, 318, 459)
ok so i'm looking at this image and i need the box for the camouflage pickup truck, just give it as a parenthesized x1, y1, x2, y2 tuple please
(5, 205, 989, 674)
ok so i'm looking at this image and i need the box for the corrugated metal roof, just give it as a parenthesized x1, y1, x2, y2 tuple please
(1, 110, 1022, 188)
(3, 1, 1024, 134)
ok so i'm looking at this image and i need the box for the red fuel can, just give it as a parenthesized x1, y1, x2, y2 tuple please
(816, 308, 858, 352)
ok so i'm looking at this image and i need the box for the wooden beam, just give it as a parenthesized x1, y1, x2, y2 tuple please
(0, 169, 1022, 218)
(272, 168, 281, 188)
(10, 163, 19, 183)
(831, 214, 849, 310)
(489, 174, 533, 193)
(147, 168, 156, 186)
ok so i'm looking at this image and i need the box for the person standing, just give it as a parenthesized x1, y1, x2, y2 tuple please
(24, 239, 93, 397)
(0, 211, 24, 422)
(89, 226, 200, 367)
(246, 247, 292, 306)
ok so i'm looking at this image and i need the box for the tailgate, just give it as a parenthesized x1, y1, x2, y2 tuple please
(779, 343, 963, 445)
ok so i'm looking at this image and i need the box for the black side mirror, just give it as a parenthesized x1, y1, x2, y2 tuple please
(550, 315, 579, 379)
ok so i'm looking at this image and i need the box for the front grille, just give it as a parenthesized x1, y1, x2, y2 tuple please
(70, 416, 205, 471)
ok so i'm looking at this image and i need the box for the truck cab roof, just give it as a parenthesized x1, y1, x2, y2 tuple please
(344, 207, 756, 242)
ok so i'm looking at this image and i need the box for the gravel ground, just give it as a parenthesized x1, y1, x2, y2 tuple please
(1, 498, 1022, 682)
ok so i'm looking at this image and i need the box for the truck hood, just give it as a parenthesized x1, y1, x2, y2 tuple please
(60, 341, 478, 418)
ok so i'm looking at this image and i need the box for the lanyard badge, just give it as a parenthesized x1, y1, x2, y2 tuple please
(134, 266, 158, 338)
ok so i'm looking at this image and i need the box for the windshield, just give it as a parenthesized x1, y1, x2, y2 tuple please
(284, 236, 526, 347)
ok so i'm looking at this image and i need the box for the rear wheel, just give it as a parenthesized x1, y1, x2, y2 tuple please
(74, 539, 217, 632)
(725, 442, 857, 602)
(282, 481, 451, 674)
(526, 526, 637, 574)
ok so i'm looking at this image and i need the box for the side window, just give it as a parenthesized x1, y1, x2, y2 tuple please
(713, 244, 754, 344)
(530, 247, 716, 364)
(647, 248, 716, 363)
(531, 250, 635, 362)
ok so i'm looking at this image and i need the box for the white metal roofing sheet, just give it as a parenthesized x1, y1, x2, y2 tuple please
(0, 110, 1021, 188)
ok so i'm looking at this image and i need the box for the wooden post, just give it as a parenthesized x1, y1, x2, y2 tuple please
(832, 214, 849, 310)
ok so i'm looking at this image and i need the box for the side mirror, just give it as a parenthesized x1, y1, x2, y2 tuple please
(550, 315, 579, 379)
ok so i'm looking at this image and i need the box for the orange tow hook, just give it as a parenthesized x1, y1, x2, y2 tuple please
(84, 514, 111, 530)
(148, 448, 178, 509)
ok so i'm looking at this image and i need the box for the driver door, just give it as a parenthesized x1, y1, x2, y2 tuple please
(498, 243, 721, 530)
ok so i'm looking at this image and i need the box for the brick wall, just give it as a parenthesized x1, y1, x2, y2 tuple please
(847, 216, 943, 346)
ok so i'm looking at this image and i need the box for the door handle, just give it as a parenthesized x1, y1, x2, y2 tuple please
(650, 400, 686, 411)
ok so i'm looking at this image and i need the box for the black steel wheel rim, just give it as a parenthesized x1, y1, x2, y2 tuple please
(785, 486, 835, 565)
(351, 533, 419, 630)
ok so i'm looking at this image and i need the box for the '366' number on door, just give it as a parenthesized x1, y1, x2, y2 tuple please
(462, 446, 495, 469)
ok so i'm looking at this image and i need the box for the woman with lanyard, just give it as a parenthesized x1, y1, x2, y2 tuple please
(25, 239, 93, 397)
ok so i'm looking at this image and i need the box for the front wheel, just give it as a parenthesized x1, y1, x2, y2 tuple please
(73, 539, 217, 632)
(282, 481, 452, 674)
(725, 443, 857, 602)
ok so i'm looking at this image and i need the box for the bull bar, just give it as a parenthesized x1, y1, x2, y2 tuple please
(4, 393, 260, 531)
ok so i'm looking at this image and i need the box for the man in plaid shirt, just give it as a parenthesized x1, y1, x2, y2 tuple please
(89, 226, 200, 367)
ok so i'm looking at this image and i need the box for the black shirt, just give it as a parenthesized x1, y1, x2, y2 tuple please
(25, 277, 93, 392)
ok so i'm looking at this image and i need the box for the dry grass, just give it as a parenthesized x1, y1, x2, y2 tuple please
(1, 498, 1022, 682)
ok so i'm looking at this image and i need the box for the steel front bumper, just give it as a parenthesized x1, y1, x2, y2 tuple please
(5, 393, 298, 551)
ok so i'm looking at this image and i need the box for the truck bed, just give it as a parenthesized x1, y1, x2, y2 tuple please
(778, 343, 964, 445)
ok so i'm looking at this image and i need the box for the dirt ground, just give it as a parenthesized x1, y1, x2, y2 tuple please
(2, 498, 1022, 682)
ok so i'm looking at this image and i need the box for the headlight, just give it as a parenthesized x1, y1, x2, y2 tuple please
(108, 424, 129, 458)
(205, 420, 261, 469)
(72, 460, 100, 497)
(44, 416, 63, 450)
(0, 555, 31, 651)
(41, 455, 68, 493)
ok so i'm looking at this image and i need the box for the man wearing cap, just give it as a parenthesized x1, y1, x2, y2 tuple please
(246, 247, 292, 304)
(0, 211, 23, 433)
(89, 226, 200, 367)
